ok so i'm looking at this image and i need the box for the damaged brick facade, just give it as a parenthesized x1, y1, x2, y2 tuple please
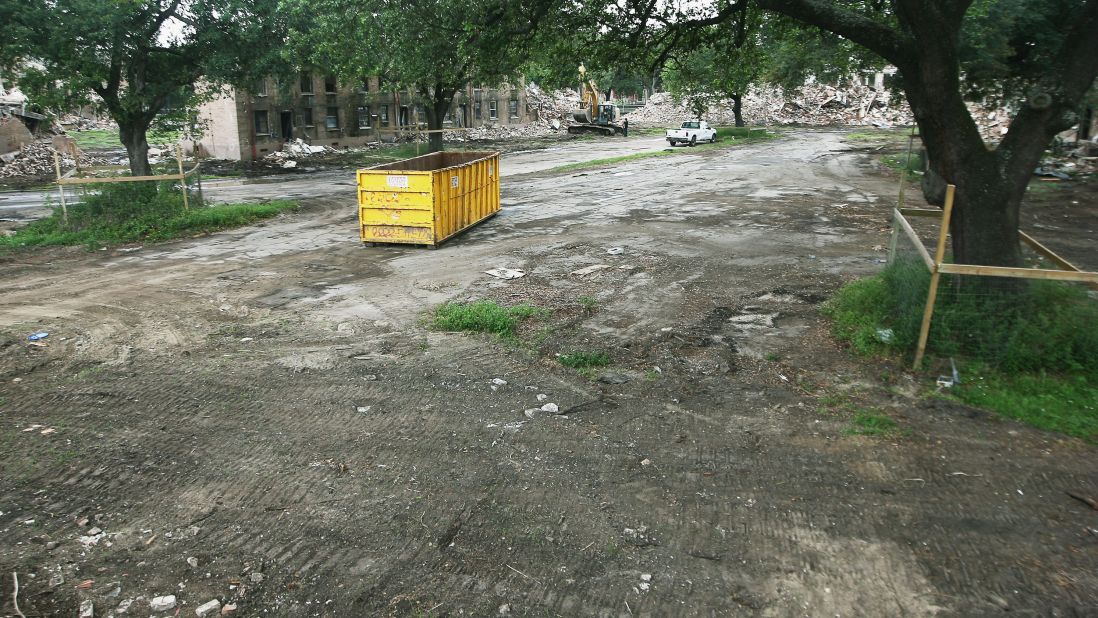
(196, 73, 532, 161)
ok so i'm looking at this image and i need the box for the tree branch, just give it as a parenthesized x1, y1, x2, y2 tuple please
(754, 0, 910, 64)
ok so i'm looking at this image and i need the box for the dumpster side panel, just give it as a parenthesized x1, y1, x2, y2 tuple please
(434, 154, 500, 243)
(357, 170, 435, 243)
(357, 152, 499, 246)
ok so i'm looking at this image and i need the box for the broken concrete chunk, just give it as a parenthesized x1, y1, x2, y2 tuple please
(149, 595, 177, 612)
(249, 571, 265, 584)
(79, 600, 94, 618)
(540, 403, 559, 414)
(484, 268, 525, 279)
(195, 599, 222, 617)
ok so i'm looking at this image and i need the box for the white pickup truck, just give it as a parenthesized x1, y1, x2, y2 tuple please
(666, 120, 717, 146)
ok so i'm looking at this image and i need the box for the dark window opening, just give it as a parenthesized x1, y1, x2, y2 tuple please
(324, 75, 337, 93)
(488, 100, 498, 121)
(357, 106, 371, 129)
(326, 106, 339, 129)
(300, 72, 313, 94)
(508, 99, 519, 119)
(303, 107, 314, 127)
(380, 105, 389, 125)
(254, 80, 268, 97)
(254, 110, 270, 135)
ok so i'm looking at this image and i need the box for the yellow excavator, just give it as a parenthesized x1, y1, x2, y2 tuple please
(568, 64, 628, 136)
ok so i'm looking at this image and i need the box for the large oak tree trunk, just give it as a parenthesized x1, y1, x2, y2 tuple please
(731, 93, 744, 127)
(119, 120, 153, 177)
(424, 86, 457, 153)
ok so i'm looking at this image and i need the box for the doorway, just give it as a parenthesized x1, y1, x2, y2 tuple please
(280, 111, 293, 140)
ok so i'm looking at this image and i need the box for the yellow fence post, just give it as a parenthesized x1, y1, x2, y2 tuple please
(53, 151, 69, 224)
(913, 184, 955, 370)
(176, 144, 189, 210)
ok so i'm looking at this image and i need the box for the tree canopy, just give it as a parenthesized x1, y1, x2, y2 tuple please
(9, 0, 285, 175)
(283, 0, 548, 151)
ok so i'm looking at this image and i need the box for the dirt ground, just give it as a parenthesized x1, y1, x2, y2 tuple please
(1, 130, 1096, 617)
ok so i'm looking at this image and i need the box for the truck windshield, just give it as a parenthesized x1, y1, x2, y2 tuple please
(682, 121, 700, 129)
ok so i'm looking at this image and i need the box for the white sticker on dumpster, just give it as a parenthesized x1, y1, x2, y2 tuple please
(386, 175, 409, 188)
(450, 176, 459, 188)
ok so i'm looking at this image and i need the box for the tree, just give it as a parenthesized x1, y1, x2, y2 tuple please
(565, 0, 1098, 270)
(10, 0, 284, 176)
(284, 0, 548, 153)
(662, 18, 763, 126)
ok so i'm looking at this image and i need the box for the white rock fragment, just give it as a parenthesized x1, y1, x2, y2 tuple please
(491, 378, 508, 386)
(149, 595, 177, 612)
(195, 599, 221, 617)
(536, 393, 548, 402)
(540, 403, 559, 414)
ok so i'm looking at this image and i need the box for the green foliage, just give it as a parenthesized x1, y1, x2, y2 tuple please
(846, 410, 901, 436)
(881, 152, 925, 175)
(827, 264, 1098, 376)
(951, 371, 1098, 442)
(433, 301, 548, 338)
(826, 265, 1098, 441)
(9, 0, 286, 172)
(557, 351, 610, 369)
(0, 184, 296, 250)
(578, 295, 598, 309)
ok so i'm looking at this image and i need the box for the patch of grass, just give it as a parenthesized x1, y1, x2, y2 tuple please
(433, 301, 548, 338)
(951, 370, 1098, 442)
(552, 150, 677, 173)
(0, 182, 297, 251)
(558, 350, 610, 369)
(845, 128, 915, 142)
(881, 151, 924, 174)
(548, 128, 778, 174)
(68, 129, 121, 150)
(845, 409, 901, 436)
(764, 352, 781, 362)
(826, 262, 1098, 441)
(578, 295, 598, 310)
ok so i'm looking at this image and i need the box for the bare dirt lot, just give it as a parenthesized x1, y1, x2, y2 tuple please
(1, 130, 1096, 617)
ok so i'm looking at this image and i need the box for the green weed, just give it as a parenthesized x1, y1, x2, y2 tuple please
(578, 295, 598, 310)
(0, 182, 296, 251)
(846, 410, 901, 436)
(826, 263, 1098, 441)
(433, 301, 548, 338)
(558, 351, 610, 369)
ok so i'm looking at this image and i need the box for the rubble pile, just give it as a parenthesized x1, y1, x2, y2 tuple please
(446, 83, 576, 141)
(0, 141, 105, 179)
(626, 84, 1016, 141)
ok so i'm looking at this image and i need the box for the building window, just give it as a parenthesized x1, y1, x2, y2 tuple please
(357, 106, 371, 129)
(508, 99, 519, 119)
(474, 99, 482, 119)
(254, 110, 270, 135)
(489, 100, 498, 121)
(303, 107, 314, 127)
(380, 105, 389, 126)
(300, 72, 313, 94)
(360, 79, 370, 93)
(326, 106, 339, 129)
(254, 79, 268, 97)
(325, 75, 337, 93)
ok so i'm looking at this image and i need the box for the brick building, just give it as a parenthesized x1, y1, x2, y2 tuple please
(196, 73, 532, 161)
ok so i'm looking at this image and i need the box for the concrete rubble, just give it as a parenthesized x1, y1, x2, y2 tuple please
(0, 141, 107, 179)
(625, 84, 1018, 141)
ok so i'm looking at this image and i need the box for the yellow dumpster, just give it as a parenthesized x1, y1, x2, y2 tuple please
(357, 151, 501, 247)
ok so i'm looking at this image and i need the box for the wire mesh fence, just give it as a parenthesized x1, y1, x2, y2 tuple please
(884, 201, 1098, 375)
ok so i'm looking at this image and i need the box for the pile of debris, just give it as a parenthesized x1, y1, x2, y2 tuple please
(445, 83, 576, 141)
(0, 141, 103, 179)
(626, 83, 1015, 141)
(262, 138, 341, 168)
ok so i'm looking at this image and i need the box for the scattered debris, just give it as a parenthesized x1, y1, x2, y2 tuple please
(221, 603, 238, 615)
(491, 378, 508, 386)
(187, 556, 199, 568)
(485, 268, 526, 280)
(640, 458, 652, 467)
(540, 403, 559, 414)
(356, 406, 372, 414)
(606, 247, 624, 255)
(1067, 491, 1098, 511)
(27, 332, 48, 341)
(570, 264, 611, 277)
(599, 372, 631, 385)
(79, 600, 94, 618)
(874, 328, 894, 344)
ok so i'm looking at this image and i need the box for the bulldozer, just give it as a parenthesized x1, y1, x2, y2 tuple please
(567, 64, 628, 136)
